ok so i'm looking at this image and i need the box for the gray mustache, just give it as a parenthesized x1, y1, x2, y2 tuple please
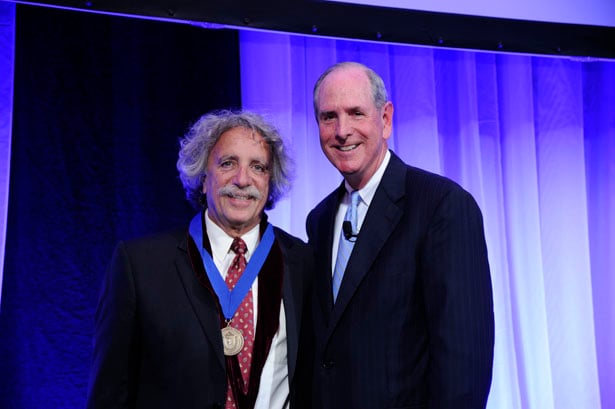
(218, 185, 262, 200)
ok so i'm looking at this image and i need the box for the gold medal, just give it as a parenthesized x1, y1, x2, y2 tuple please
(221, 325, 244, 356)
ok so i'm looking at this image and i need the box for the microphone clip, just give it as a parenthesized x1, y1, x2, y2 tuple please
(342, 221, 358, 242)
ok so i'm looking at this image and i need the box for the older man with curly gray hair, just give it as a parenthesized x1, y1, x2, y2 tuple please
(177, 110, 293, 211)
(88, 109, 312, 409)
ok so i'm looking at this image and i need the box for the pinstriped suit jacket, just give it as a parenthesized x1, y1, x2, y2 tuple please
(306, 152, 494, 409)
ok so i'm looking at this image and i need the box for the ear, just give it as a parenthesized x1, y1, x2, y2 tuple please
(201, 177, 207, 194)
(381, 101, 394, 140)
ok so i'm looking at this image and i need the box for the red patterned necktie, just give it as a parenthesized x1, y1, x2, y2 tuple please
(225, 237, 254, 408)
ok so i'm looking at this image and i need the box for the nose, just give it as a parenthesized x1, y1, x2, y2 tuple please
(335, 115, 352, 139)
(232, 165, 251, 187)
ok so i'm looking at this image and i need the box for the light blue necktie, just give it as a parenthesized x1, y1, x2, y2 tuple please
(332, 190, 360, 302)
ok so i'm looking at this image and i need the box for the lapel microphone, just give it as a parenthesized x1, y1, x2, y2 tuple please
(342, 221, 358, 241)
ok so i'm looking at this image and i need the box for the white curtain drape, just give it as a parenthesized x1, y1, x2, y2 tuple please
(239, 31, 615, 409)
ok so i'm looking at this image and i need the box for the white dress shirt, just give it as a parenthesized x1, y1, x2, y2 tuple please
(205, 211, 290, 409)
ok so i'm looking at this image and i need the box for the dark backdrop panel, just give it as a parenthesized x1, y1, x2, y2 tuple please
(0, 5, 241, 407)
(10, 0, 615, 58)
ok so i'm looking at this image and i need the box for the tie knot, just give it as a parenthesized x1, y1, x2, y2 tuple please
(231, 237, 247, 255)
(345, 190, 361, 221)
(350, 190, 360, 207)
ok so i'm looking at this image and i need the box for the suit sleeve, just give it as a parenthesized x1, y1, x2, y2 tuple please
(87, 242, 140, 409)
(421, 187, 495, 408)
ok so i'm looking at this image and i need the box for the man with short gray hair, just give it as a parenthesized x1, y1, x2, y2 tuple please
(307, 62, 494, 408)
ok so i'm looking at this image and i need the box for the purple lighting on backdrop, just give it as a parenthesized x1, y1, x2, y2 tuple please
(0, 2, 15, 308)
(239, 30, 615, 409)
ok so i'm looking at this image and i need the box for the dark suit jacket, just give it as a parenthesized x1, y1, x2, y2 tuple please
(306, 152, 494, 409)
(87, 224, 312, 409)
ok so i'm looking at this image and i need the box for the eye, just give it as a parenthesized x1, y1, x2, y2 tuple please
(352, 110, 364, 117)
(220, 159, 235, 169)
(320, 112, 336, 122)
(251, 162, 269, 174)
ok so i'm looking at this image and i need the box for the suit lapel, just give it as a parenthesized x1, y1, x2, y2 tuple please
(175, 233, 226, 370)
(314, 187, 345, 326)
(327, 154, 406, 336)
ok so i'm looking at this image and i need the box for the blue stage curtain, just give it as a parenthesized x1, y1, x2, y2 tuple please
(0, 1, 15, 308)
(0, 5, 240, 407)
(239, 31, 615, 409)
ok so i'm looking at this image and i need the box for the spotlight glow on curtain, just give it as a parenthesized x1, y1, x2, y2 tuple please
(0, 2, 15, 308)
(239, 31, 615, 409)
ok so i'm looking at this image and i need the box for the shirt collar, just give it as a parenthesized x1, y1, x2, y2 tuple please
(204, 209, 260, 261)
(344, 149, 391, 206)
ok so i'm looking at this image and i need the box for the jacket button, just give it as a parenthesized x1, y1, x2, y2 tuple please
(322, 359, 335, 369)
(212, 403, 223, 409)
